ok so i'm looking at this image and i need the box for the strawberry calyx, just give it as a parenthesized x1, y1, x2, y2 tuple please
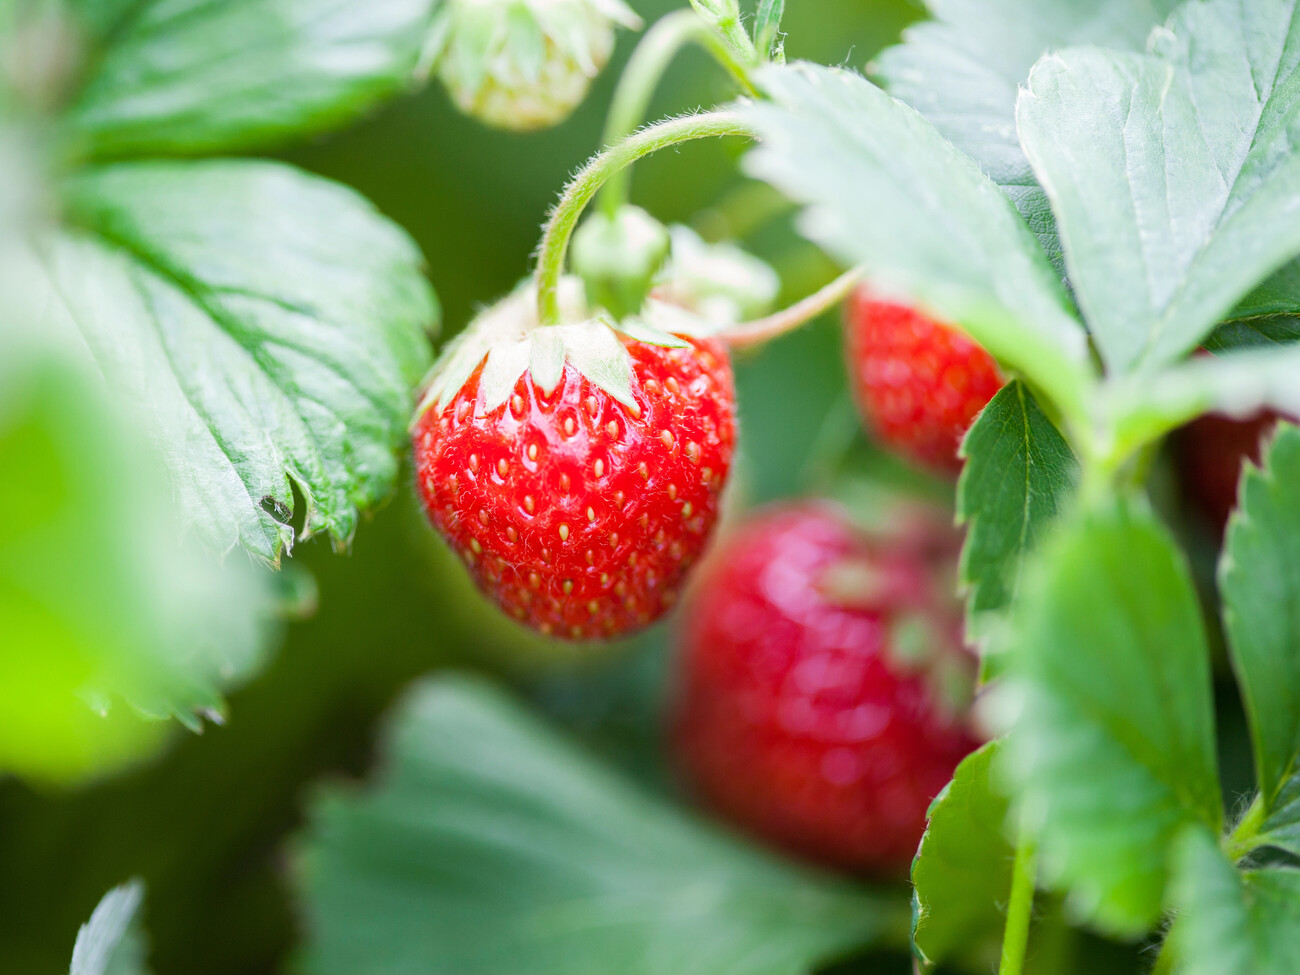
(412, 274, 732, 428)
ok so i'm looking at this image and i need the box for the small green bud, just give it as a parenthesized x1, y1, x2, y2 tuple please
(657, 225, 780, 323)
(571, 205, 671, 320)
(426, 0, 641, 131)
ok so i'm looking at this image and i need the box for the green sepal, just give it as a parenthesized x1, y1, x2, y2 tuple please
(529, 327, 567, 395)
(412, 277, 661, 423)
(611, 317, 693, 348)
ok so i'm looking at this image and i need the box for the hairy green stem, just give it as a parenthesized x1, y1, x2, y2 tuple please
(1151, 940, 1178, 975)
(534, 110, 756, 326)
(998, 824, 1039, 975)
(599, 10, 756, 217)
(687, 0, 758, 66)
(1225, 793, 1267, 862)
(717, 266, 864, 349)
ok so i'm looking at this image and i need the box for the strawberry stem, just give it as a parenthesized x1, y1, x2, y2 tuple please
(998, 819, 1039, 975)
(1224, 792, 1267, 862)
(534, 110, 757, 327)
(717, 265, 864, 348)
(598, 10, 757, 219)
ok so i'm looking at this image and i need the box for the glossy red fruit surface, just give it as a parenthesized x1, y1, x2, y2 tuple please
(412, 336, 735, 640)
(670, 503, 980, 875)
(1176, 411, 1281, 532)
(845, 289, 1003, 473)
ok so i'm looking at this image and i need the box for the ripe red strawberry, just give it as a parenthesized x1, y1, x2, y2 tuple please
(1176, 410, 1281, 533)
(845, 288, 1003, 473)
(412, 333, 735, 640)
(669, 503, 980, 875)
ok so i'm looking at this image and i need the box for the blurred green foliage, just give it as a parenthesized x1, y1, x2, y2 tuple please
(0, 1, 921, 971)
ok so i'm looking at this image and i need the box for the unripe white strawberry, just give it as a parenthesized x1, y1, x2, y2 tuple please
(427, 0, 641, 131)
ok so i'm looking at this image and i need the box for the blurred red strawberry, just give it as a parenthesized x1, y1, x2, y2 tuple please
(1176, 411, 1281, 533)
(845, 289, 1003, 473)
(669, 502, 980, 875)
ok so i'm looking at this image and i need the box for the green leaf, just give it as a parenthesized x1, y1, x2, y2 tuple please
(1220, 424, 1300, 847)
(1259, 774, 1300, 858)
(873, 0, 1177, 267)
(46, 160, 436, 564)
(296, 675, 901, 975)
(1002, 500, 1221, 936)
(1205, 317, 1300, 354)
(957, 381, 1078, 656)
(752, 0, 785, 60)
(0, 332, 274, 781)
(1016, 0, 1300, 375)
(70, 880, 150, 975)
(1168, 828, 1300, 975)
(742, 62, 1094, 421)
(1106, 347, 1300, 462)
(64, 0, 439, 158)
(910, 740, 1014, 970)
(1233, 261, 1300, 319)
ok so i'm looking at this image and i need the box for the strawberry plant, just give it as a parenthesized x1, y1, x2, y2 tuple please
(5, 0, 1300, 972)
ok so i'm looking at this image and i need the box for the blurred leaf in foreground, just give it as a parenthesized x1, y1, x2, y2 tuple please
(0, 322, 276, 781)
(1001, 499, 1221, 936)
(69, 880, 150, 975)
(296, 674, 904, 975)
(910, 740, 1013, 970)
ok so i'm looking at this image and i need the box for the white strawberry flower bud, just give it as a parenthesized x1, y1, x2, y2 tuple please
(427, 0, 642, 131)
(654, 225, 780, 324)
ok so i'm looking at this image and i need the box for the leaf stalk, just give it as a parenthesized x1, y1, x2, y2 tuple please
(717, 265, 864, 348)
(998, 820, 1039, 975)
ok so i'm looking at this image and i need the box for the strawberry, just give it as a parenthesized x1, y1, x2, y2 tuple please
(845, 288, 1003, 473)
(412, 281, 736, 640)
(668, 502, 980, 874)
(1176, 410, 1282, 533)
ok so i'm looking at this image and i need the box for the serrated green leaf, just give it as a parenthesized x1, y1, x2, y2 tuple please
(63, 0, 440, 158)
(1205, 317, 1300, 354)
(957, 381, 1078, 657)
(1168, 828, 1300, 975)
(69, 880, 150, 975)
(1220, 424, 1300, 844)
(1259, 774, 1300, 858)
(742, 62, 1094, 421)
(911, 740, 1013, 970)
(1002, 500, 1221, 936)
(296, 675, 902, 975)
(873, 0, 1177, 269)
(1233, 261, 1300, 320)
(0, 325, 272, 779)
(1016, 0, 1300, 375)
(46, 160, 435, 564)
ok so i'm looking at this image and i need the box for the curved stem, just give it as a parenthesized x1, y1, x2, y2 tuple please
(599, 10, 757, 218)
(535, 110, 756, 326)
(998, 823, 1039, 975)
(717, 266, 864, 349)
